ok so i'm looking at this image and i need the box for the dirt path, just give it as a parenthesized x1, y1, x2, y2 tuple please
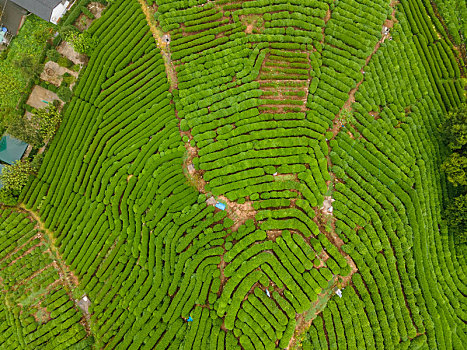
(138, 0, 178, 90)
(137, 2, 371, 348)
(286, 2, 401, 348)
(336, 5, 397, 126)
(17, 204, 92, 335)
(138, 0, 259, 231)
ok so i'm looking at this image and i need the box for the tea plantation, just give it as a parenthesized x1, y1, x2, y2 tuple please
(1, 0, 465, 348)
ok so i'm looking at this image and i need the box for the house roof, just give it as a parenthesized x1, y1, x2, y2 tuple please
(0, 134, 28, 165)
(10, 0, 62, 21)
(0, 0, 27, 35)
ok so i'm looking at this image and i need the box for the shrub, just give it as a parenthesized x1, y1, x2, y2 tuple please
(57, 86, 73, 102)
(0, 160, 34, 192)
(46, 49, 61, 62)
(57, 56, 73, 68)
(65, 31, 98, 55)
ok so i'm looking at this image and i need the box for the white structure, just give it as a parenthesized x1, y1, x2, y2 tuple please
(10, 0, 71, 25)
(50, 1, 70, 24)
(335, 289, 343, 298)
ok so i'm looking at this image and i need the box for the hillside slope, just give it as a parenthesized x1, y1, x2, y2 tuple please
(8, 0, 466, 348)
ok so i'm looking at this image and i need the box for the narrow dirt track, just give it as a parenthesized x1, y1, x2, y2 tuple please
(16, 204, 92, 335)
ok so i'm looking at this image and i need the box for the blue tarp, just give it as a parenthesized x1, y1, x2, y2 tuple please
(215, 202, 226, 210)
(0, 135, 28, 165)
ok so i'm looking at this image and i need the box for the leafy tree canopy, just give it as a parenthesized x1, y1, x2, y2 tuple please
(0, 160, 34, 192)
(441, 104, 467, 152)
(441, 104, 467, 244)
(34, 105, 62, 142)
(441, 152, 467, 187)
(6, 105, 61, 146)
(445, 194, 467, 244)
(65, 31, 98, 55)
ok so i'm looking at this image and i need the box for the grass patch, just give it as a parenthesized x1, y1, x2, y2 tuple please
(0, 16, 55, 125)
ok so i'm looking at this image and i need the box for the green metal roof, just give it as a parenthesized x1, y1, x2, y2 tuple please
(0, 135, 28, 165)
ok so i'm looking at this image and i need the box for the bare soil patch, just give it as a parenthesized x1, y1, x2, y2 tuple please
(266, 230, 282, 241)
(369, 110, 380, 119)
(88, 2, 106, 19)
(320, 196, 334, 216)
(74, 2, 106, 31)
(26, 86, 60, 109)
(240, 15, 265, 34)
(218, 195, 256, 231)
(75, 13, 93, 31)
(57, 41, 87, 66)
(34, 305, 51, 324)
(40, 61, 79, 87)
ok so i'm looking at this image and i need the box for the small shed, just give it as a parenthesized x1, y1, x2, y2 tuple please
(0, 134, 28, 165)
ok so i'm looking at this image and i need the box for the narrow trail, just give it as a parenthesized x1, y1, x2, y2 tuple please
(16, 204, 93, 335)
(138, 0, 259, 232)
(287, 2, 399, 349)
(335, 3, 397, 132)
(138, 0, 178, 90)
(137, 2, 389, 348)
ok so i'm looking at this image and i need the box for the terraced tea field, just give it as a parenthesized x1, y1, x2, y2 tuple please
(1, 0, 465, 348)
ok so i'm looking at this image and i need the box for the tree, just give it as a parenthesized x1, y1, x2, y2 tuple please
(33, 25, 53, 42)
(0, 160, 34, 192)
(7, 114, 42, 146)
(6, 106, 61, 146)
(46, 48, 61, 62)
(65, 31, 97, 55)
(444, 194, 467, 244)
(440, 104, 467, 151)
(0, 188, 18, 206)
(0, 71, 23, 101)
(441, 152, 467, 187)
(34, 105, 62, 142)
(12, 55, 42, 79)
(440, 104, 467, 244)
(57, 86, 72, 103)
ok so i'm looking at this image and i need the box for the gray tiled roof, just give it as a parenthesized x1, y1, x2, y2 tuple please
(0, 0, 27, 34)
(10, 0, 62, 21)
